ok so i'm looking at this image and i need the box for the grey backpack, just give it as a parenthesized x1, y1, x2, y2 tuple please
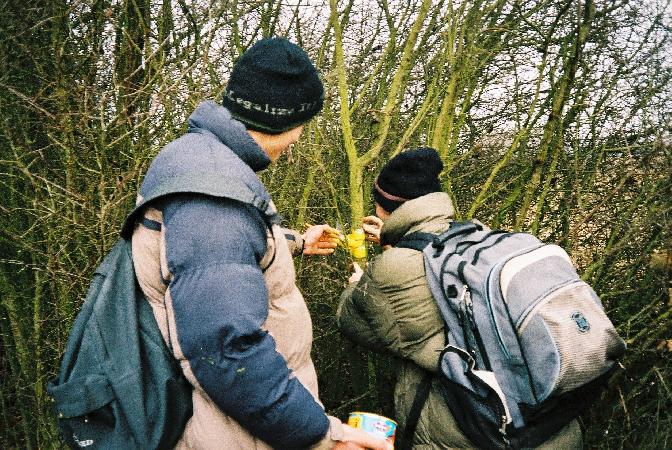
(397, 220, 626, 450)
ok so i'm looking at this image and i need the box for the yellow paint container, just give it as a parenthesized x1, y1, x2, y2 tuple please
(346, 228, 367, 260)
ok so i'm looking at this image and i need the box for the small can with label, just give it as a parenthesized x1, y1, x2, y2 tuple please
(347, 411, 397, 444)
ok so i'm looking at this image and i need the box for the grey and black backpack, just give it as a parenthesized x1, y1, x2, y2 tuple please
(397, 220, 626, 450)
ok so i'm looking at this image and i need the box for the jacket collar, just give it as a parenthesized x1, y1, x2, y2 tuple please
(187, 100, 271, 172)
(380, 192, 455, 246)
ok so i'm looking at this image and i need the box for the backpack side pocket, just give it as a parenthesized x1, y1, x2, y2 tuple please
(47, 374, 132, 449)
(518, 281, 625, 400)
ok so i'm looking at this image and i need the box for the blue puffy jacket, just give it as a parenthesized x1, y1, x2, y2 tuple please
(130, 101, 336, 449)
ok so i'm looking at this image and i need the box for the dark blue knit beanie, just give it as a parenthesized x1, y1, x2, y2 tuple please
(373, 147, 443, 213)
(222, 38, 324, 134)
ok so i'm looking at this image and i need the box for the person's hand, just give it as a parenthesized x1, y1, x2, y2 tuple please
(303, 224, 343, 255)
(362, 216, 383, 244)
(332, 424, 393, 450)
(348, 262, 364, 284)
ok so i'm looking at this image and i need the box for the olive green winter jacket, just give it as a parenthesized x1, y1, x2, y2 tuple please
(337, 192, 582, 449)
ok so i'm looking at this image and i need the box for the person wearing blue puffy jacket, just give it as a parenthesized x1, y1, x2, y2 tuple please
(130, 37, 391, 450)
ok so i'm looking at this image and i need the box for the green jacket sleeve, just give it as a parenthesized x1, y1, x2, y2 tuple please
(336, 267, 400, 353)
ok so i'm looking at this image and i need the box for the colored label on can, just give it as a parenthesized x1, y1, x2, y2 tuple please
(347, 412, 397, 444)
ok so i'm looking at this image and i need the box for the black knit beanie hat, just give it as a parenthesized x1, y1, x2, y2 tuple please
(373, 147, 444, 213)
(222, 37, 324, 134)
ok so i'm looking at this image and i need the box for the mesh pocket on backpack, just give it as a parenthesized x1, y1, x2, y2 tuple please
(518, 281, 623, 400)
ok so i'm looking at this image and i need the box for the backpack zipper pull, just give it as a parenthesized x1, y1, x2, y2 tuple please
(463, 286, 476, 330)
(460, 286, 482, 365)
(501, 424, 511, 449)
(457, 285, 468, 322)
(500, 415, 508, 434)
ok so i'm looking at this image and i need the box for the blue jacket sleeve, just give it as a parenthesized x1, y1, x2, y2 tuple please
(162, 195, 329, 448)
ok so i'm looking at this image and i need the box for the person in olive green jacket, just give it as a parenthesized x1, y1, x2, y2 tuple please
(337, 147, 583, 449)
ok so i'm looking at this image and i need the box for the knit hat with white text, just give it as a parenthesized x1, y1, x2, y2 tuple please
(222, 37, 324, 134)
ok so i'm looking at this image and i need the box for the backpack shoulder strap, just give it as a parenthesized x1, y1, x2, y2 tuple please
(398, 371, 433, 450)
(395, 231, 437, 252)
(432, 220, 484, 251)
(396, 220, 487, 253)
(120, 172, 280, 238)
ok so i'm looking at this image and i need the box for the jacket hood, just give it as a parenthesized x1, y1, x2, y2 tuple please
(188, 100, 271, 172)
(124, 101, 279, 238)
(380, 192, 454, 246)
